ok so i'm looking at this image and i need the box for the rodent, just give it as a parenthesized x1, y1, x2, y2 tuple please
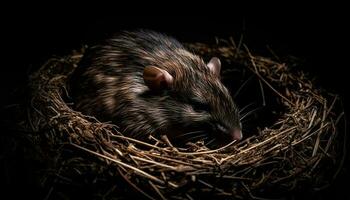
(70, 30, 242, 148)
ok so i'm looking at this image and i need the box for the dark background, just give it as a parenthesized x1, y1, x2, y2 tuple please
(1, 3, 348, 199)
(1, 5, 348, 105)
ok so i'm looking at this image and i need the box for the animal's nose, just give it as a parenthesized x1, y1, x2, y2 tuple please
(231, 129, 242, 141)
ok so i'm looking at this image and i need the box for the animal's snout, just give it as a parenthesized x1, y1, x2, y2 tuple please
(231, 129, 242, 141)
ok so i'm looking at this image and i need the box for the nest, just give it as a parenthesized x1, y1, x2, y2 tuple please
(26, 40, 346, 199)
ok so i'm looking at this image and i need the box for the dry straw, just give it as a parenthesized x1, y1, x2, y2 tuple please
(27, 40, 346, 199)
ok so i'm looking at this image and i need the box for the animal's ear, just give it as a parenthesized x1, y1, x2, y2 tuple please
(207, 57, 221, 77)
(143, 66, 174, 90)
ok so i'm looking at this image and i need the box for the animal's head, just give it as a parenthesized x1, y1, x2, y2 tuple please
(143, 56, 242, 148)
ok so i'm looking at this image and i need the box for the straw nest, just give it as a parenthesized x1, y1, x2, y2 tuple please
(26, 40, 346, 199)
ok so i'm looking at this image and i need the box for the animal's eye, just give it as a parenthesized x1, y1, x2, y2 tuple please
(216, 123, 228, 133)
(192, 100, 210, 112)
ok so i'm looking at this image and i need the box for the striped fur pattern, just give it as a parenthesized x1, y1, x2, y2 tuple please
(70, 30, 241, 146)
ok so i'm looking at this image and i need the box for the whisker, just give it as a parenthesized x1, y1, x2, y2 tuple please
(240, 119, 251, 125)
(185, 134, 207, 142)
(175, 130, 205, 139)
(206, 138, 216, 146)
(234, 75, 254, 98)
(239, 102, 255, 114)
(258, 78, 266, 106)
(240, 106, 263, 121)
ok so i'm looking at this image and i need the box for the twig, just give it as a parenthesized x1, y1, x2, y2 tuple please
(117, 167, 156, 200)
(149, 181, 167, 200)
(244, 45, 295, 106)
(71, 143, 168, 186)
(175, 140, 237, 156)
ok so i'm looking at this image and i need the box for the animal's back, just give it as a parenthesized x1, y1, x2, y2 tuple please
(70, 30, 205, 131)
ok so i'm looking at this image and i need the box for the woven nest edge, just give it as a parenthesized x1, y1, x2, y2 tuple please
(25, 41, 346, 199)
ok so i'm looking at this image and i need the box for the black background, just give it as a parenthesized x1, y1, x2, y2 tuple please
(1, 4, 348, 105)
(1, 3, 349, 199)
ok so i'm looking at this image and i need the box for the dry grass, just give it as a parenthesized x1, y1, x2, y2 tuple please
(26, 40, 346, 199)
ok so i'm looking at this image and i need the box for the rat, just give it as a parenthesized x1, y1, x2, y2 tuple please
(69, 30, 242, 148)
